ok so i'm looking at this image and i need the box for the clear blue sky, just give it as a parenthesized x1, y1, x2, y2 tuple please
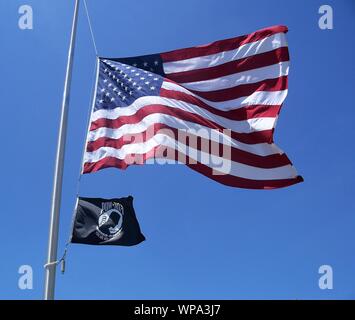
(0, 0, 354, 300)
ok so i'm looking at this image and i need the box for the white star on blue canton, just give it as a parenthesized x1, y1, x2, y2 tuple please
(95, 58, 164, 111)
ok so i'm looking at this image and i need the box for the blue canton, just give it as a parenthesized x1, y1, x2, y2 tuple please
(95, 57, 164, 111)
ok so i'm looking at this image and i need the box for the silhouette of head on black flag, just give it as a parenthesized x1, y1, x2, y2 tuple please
(98, 209, 122, 235)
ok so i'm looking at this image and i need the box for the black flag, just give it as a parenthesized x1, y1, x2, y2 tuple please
(71, 196, 145, 246)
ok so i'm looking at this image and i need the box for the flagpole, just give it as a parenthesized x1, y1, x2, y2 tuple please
(44, 0, 80, 300)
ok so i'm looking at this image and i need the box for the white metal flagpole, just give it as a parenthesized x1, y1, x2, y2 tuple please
(44, 0, 80, 300)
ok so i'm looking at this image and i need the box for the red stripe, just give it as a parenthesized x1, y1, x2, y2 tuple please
(165, 47, 289, 83)
(90, 104, 275, 144)
(86, 123, 291, 168)
(82, 147, 303, 190)
(160, 88, 281, 120)
(160, 25, 288, 63)
(190, 76, 288, 102)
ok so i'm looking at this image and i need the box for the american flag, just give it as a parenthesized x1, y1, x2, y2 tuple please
(82, 25, 303, 189)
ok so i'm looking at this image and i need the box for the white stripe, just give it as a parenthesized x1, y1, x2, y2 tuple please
(181, 62, 289, 92)
(91, 95, 276, 135)
(84, 136, 297, 180)
(162, 81, 288, 110)
(163, 33, 287, 74)
(89, 118, 283, 157)
(88, 114, 283, 156)
(92, 83, 285, 123)
(89, 111, 275, 141)
(89, 121, 283, 157)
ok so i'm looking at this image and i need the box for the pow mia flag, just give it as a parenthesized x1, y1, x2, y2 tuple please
(70, 196, 145, 246)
